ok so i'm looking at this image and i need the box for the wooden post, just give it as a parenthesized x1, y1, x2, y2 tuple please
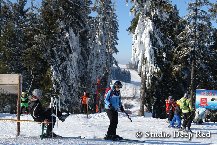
(17, 75, 22, 136)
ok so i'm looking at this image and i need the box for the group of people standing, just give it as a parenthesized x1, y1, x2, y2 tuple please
(166, 93, 194, 132)
(19, 80, 125, 140)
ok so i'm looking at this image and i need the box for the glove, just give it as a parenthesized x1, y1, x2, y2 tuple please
(108, 104, 115, 111)
(120, 105, 124, 112)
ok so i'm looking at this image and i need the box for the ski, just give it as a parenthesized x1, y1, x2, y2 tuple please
(94, 137, 145, 143)
(23, 136, 84, 140)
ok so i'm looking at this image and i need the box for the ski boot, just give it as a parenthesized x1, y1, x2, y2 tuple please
(104, 134, 112, 140)
(113, 135, 123, 141)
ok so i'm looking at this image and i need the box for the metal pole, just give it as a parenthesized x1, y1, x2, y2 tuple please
(190, 0, 198, 106)
(17, 75, 22, 136)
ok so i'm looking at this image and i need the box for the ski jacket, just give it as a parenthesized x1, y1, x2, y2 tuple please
(165, 99, 176, 114)
(179, 97, 193, 113)
(21, 97, 28, 107)
(29, 99, 46, 122)
(81, 95, 88, 105)
(104, 89, 122, 111)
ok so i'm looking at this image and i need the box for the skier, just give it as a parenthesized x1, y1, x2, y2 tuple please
(179, 93, 194, 132)
(104, 80, 125, 141)
(20, 92, 29, 114)
(81, 91, 88, 114)
(29, 89, 69, 138)
(169, 100, 182, 128)
(165, 96, 175, 122)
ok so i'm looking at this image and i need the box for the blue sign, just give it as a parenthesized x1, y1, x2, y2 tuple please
(195, 89, 217, 110)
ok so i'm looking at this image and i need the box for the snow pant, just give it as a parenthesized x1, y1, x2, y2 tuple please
(21, 106, 28, 114)
(106, 109, 118, 136)
(170, 114, 181, 128)
(182, 112, 193, 129)
(43, 108, 62, 134)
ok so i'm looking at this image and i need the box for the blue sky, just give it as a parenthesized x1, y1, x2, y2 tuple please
(114, 0, 216, 64)
(114, 0, 188, 64)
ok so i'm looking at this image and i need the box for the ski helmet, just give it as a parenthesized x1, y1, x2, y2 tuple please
(113, 81, 122, 88)
(32, 89, 42, 98)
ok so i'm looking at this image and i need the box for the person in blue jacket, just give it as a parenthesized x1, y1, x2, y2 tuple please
(104, 80, 125, 140)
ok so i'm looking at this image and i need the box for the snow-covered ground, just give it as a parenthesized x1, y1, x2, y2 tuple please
(0, 65, 217, 144)
(0, 113, 217, 145)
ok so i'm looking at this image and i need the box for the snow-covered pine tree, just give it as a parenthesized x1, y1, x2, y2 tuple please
(130, 0, 181, 117)
(41, 0, 92, 112)
(87, 0, 118, 95)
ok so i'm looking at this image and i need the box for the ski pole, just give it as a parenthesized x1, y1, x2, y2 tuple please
(123, 110, 132, 122)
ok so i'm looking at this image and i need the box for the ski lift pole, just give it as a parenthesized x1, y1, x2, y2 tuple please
(123, 110, 132, 122)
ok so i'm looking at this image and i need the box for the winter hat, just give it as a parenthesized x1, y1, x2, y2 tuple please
(113, 80, 123, 88)
(168, 96, 172, 99)
(32, 89, 42, 99)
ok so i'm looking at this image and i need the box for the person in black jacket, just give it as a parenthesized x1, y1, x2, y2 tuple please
(29, 89, 69, 138)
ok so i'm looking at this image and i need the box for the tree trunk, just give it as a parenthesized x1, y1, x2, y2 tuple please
(139, 67, 146, 116)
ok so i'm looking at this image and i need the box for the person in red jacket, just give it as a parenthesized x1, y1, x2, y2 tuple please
(81, 91, 88, 114)
(165, 96, 176, 122)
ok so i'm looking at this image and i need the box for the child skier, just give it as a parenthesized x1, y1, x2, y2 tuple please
(104, 81, 125, 141)
(169, 100, 182, 128)
(20, 92, 29, 114)
(165, 96, 175, 122)
(29, 89, 69, 138)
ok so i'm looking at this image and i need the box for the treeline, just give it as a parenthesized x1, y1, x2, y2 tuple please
(0, 0, 119, 112)
(129, 0, 217, 117)
(111, 67, 131, 83)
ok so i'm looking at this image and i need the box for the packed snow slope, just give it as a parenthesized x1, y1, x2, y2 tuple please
(0, 64, 217, 144)
(112, 64, 141, 114)
(0, 113, 217, 145)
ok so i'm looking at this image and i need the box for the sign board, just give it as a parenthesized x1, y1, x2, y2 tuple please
(0, 74, 20, 84)
(0, 74, 20, 94)
(195, 89, 217, 110)
(0, 74, 22, 136)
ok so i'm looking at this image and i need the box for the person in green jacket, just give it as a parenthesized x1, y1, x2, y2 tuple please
(179, 93, 194, 132)
(20, 92, 29, 114)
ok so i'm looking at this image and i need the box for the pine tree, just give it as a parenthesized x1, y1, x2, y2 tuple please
(130, 0, 182, 117)
(41, 0, 92, 112)
(177, 0, 217, 93)
(87, 0, 118, 94)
